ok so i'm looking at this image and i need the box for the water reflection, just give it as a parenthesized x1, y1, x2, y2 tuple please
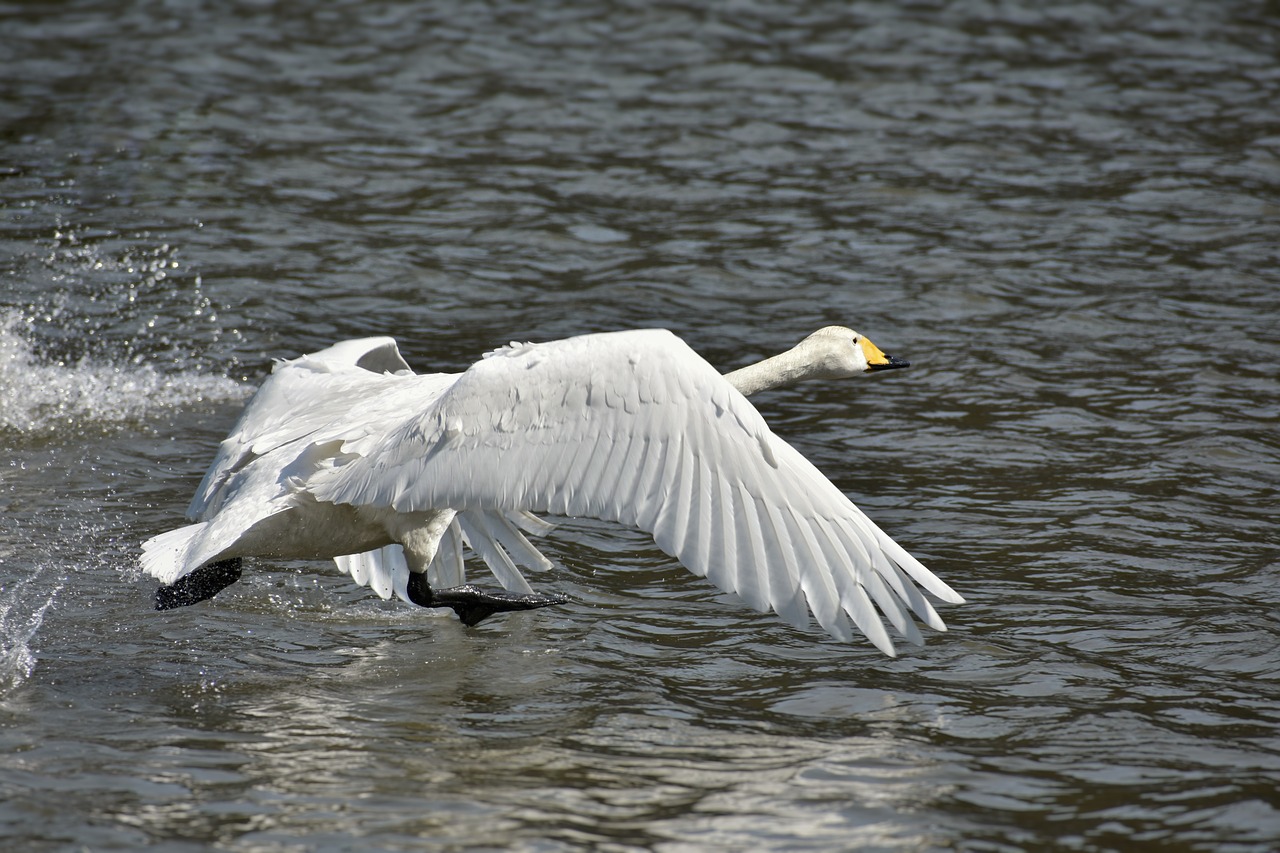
(86, 626, 955, 849)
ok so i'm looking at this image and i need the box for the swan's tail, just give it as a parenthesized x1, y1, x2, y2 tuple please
(140, 523, 209, 585)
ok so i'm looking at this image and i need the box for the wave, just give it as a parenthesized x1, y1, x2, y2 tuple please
(0, 310, 249, 437)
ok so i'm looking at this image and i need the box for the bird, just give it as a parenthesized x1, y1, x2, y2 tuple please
(141, 326, 963, 656)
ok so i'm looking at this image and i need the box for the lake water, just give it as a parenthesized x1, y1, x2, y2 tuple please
(2, 1, 1279, 850)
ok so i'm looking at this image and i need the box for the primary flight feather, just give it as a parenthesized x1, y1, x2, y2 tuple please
(142, 326, 963, 656)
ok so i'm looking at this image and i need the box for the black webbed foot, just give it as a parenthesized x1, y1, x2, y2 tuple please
(405, 573, 568, 627)
(155, 558, 243, 610)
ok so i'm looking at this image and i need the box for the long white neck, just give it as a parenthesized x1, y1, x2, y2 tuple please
(723, 345, 817, 396)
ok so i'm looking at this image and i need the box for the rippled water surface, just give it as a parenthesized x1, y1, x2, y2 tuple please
(3, 1, 1279, 850)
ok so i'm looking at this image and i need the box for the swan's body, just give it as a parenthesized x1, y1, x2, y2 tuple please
(142, 327, 962, 655)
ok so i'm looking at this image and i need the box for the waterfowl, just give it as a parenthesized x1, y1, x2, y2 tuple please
(141, 327, 962, 655)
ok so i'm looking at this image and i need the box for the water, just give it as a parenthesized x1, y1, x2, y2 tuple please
(3, 0, 1279, 849)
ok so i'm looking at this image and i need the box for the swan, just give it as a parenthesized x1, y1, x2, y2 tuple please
(141, 326, 963, 655)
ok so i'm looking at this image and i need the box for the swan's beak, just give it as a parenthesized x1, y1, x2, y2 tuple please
(860, 337, 911, 371)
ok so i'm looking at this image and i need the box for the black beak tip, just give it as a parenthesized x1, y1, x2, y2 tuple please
(870, 355, 910, 371)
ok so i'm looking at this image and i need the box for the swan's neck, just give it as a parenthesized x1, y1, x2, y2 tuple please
(724, 346, 817, 396)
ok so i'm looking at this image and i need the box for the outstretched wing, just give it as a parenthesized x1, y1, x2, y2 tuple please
(312, 329, 962, 655)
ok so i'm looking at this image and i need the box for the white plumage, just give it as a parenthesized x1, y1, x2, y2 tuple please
(142, 326, 963, 655)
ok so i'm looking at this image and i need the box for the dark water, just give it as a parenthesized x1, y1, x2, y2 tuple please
(3, 1, 1279, 850)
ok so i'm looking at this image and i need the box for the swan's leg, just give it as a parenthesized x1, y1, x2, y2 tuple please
(155, 558, 243, 610)
(404, 572, 567, 627)
(394, 509, 566, 626)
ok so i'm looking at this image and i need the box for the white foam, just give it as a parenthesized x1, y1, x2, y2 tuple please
(0, 311, 249, 435)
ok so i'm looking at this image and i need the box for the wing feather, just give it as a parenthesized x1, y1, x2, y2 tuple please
(431, 526, 465, 589)
(884, 560, 945, 631)
(632, 435, 671, 531)
(336, 551, 371, 589)
(335, 545, 411, 601)
(616, 433, 658, 527)
(735, 484, 773, 613)
(464, 510, 554, 574)
(455, 513, 535, 594)
(510, 510, 556, 537)
(874, 527, 965, 604)
(787, 511, 854, 642)
(757, 500, 810, 631)
(810, 515, 895, 654)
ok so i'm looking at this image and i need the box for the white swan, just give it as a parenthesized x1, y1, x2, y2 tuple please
(141, 327, 962, 655)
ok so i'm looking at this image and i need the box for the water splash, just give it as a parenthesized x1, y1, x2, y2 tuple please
(0, 309, 248, 437)
(0, 562, 58, 693)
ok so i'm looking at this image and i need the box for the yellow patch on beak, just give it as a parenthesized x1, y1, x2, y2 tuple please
(859, 336, 891, 366)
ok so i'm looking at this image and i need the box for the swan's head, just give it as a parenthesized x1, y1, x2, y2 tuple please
(799, 325, 910, 379)
(723, 325, 910, 396)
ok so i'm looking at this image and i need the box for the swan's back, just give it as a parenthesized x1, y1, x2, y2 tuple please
(313, 329, 962, 655)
